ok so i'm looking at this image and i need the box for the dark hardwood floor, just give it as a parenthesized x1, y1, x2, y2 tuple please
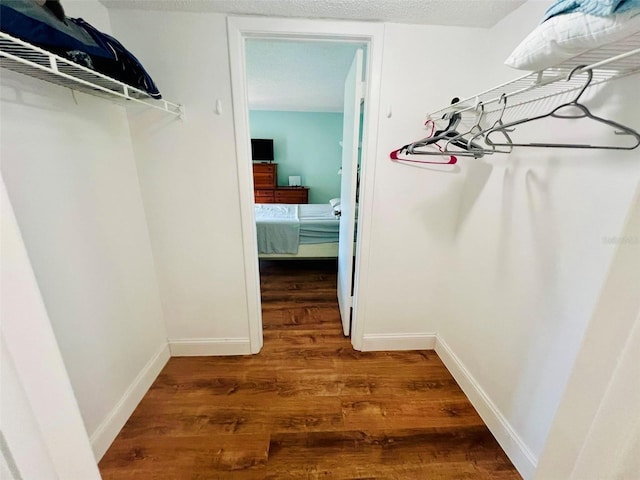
(99, 259, 520, 479)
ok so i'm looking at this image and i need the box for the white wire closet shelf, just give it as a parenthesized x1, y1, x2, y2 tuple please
(0, 31, 184, 118)
(427, 30, 640, 122)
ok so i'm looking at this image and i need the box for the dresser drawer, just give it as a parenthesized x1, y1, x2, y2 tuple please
(254, 172, 275, 188)
(254, 189, 275, 203)
(252, 163, 277, 188)
(274, 188, 308, 204)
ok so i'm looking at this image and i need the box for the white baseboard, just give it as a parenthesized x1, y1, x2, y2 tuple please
(435, 336, 537, 480)
(169, 337, 251, 356)
(90, 343, 170, 461)
(360, 333, 436, 351)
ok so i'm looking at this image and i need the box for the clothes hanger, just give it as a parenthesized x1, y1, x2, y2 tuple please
(402, 100, 482, 158)
(389, 147, 458, 165)
(407, 98, 462, 152)
(406, 112, 461, 154)
(464, 94, 514, 155)
(430, 100, 461, 137)
(483, 66, 640, 150)
(411, 98, 491, 157)
(390, 119, 458, 164)
(440, 100, 496, 158)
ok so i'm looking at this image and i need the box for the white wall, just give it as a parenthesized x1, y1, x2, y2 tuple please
(359, 3, 551, 343)
(363, 1, 640, 476)
(535, 186, 640, 479)
(103, 4, 640, 478)
(432, 0, 640, 476)
(438, 75, 640, 451)
(107, 10, 252, 354)
(0, 0, 169, 459)
(362, 22, 490, 340)
(569, 317, 640, 480)
(1, 179, 101, 480)
(357, 3, 553, 344)
(105, 8, 531, 352)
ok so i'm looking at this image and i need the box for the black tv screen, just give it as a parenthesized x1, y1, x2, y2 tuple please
(251, 138, 274, 161)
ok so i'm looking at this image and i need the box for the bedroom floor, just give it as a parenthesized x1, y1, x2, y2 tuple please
(98, 260, 520, 479)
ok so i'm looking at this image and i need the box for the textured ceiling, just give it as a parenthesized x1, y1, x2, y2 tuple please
(101, 0, 526, 112)
(101, 0, 526, 28)
(246, 40, 363, 112)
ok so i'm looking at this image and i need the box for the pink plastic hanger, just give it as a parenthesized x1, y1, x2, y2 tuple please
(390, 119, 458, 165)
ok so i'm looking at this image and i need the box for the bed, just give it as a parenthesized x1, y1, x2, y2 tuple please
(255, 202, 341, 259)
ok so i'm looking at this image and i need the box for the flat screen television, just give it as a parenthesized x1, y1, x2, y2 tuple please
(251, 138, 274, 161)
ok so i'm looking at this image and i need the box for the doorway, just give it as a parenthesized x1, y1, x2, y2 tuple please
(228, 16, 384, 354)
(246, 38, 363, 338)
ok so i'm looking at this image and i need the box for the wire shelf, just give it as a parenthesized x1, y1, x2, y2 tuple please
(0, 31, 184, 118)
(427, 31, 640, 124)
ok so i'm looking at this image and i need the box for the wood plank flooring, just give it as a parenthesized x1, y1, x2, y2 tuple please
(99, 259, 521, 479)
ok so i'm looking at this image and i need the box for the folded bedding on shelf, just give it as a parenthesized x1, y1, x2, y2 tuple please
(505, 7, 640, 70)
(543, 0, 640, 21)
(68, 18, 161, 99)
(0, 0, 161, 98)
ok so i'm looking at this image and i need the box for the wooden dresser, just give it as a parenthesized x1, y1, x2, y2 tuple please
(252, 163, 277, 203)
(274, 187, 308, 204)
(252, 163, 309, 204)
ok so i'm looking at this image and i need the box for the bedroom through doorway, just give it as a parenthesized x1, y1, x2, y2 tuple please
(228, 17, 383, 354)
(245, 38, 366, 340)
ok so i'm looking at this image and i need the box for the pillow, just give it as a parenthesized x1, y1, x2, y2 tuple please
(505, 9, 640, 71)
(543, 0, 640, 21)
(329, 197, 341, 208)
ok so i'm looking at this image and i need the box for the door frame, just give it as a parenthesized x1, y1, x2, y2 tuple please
(227, 16, 384, 353)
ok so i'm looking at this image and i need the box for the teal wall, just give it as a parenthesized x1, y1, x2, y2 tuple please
(249, 110, 343, 204)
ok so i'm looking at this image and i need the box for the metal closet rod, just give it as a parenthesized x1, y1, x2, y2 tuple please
(427, 45, 640, 120)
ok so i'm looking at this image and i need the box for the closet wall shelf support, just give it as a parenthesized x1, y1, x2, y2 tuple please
(427, 31, 640, 121)
(0, 32, 184, 118)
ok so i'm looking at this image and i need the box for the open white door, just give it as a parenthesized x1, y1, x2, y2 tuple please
(337, 49, 364, 336)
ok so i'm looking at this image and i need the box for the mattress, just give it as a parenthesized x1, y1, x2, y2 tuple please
(298, 204, 340, 244)
(254, 203, 340, 254)
(258, 242, 339, 259)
